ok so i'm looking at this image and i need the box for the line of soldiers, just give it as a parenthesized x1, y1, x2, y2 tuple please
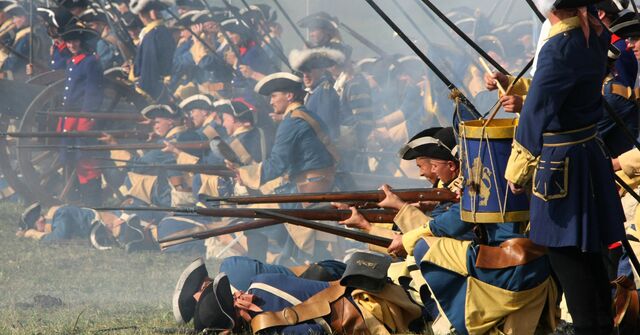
(10, 0, 640, 334)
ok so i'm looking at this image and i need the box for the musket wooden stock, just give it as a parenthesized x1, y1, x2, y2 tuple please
(93, 206, 397, 223)
(1, 130, 149, 139)
(208, 187, 457, 204)
(74, 141, 209, 151)
(255, 209, 393, 247)
(96, 164, 234, 177)
(39, 111, 146, 121)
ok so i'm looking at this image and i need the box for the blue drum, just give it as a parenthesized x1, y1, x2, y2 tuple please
(458, 119, 529, 223)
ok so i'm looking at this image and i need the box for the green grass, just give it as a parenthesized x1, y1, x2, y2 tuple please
(0, 203, 212, 335)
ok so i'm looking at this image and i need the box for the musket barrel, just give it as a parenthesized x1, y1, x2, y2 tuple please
(208, 188, 456, 204)
(39, 111, 146, 121)
(158, 219, 281, 244)
(73, 141, 209, 151)
(2, 130, 148, 139)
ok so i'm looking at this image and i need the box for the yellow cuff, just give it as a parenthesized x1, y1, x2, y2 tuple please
(24, 229, 48, 240)
(616, 170, 640, 196)
(402, 225, 432, 256)
(177, 151, 200, 165)
(190, 39, 208, 65)
(619, 149, 640, 178)
(394, 204, 430, 234)
(504, 139, 538, 186)
(238, 162, 262, 190)
(110, 150, 132, 167)
(503, 75, 531, 97)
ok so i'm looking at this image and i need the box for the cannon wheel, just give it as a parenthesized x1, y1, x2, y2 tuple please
(26, 70, 66, 86)
(15, 74, 148, 206)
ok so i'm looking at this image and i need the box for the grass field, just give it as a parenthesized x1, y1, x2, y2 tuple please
(0, 202, 210, 335)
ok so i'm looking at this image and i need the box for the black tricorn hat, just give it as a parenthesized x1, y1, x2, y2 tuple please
(57, 0, 89, 10)
(254, 72, 304, 96)
(193, 272, 235, 332)
(122, 12, 143, 30)
(78, 8, 111, 23)
(297, 11, 338, 31)
(3, 3, 27, 17)
(176, 0, 204, 10)
(421, 127, 458, 162)
(221, 18, 250, 37)
(20, 202, 42, 230)
(398, 127, 444, 160)
(141, 104, 181, 119)
(173, 258, 209, 324)
(552, 0, 601, 9)
(179, 93, 214, 112)
(60, 22, 99, 41)
(610, 10, 640, 38)
(216, 98, 255, 123)
(340, 252, 392, 293)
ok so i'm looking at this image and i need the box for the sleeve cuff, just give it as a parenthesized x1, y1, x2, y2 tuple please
(24, 229, 48, 240)
(238, 162, 263, 190)
(177, 151, 200, 165)
(394, 204, 430, 234)
(619, 149, 640, 178)
(110, 150, 132, 167)
(504, 139, 538, 186)
(402, 225, 432, 256)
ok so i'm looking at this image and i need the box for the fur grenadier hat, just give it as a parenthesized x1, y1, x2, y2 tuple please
(289, 47, 346, 72)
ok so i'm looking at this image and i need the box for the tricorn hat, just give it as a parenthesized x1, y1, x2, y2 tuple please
(289, 47, 346, 72)
(179, 94, 214, 112)
(398, 127, 444, 160)
(173, 258, 210, 324)
(240, 4, 277, 23)
(78, 8, 112, 23)
(176, 0, 205, 10)
(122, 11, 143, 30)
(141, 104, 181, 119)
(129, 0, 175, 15)
(90, 221, 119, 250)
(221, 18, 250, 37)
(193, 272, 236, 332)
(297, 11, 338, 31)
(20, 202, 42, 230)
(60, 22, 99, 41)
(340, 252, 392, 293)
(57, 0, 89, 10)
(610, 10, 640, 38)
(191, 10, 226, 24)
(534, 0, 601, 15)
(3, 3, 27, 17)
(420, 127, 458, 162)
(216, 98, 255, 123)
(254, 72, 304, 96)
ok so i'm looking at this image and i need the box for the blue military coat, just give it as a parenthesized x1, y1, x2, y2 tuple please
(305, 75, 341, 139)
(133, 21, 176, 102)
(41, 206, 97, 242)
(2, 27, 30, 78)
(260, 103, 334, 186)
(505, 17, 625, 251)
(599, 36, 639, 157)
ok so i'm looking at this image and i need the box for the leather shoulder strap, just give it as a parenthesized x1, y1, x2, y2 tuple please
(290, 108, 339, 163)
(229, 138, 254, 165)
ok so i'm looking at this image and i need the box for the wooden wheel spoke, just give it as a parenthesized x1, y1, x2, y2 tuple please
(31, 150, 54, 165)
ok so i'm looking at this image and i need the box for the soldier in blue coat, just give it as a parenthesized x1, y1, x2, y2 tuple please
(1, 4, 32, 80)
(595, 4, 640, 158)
(504, 1, 625, 332)
(228, 72, 338, 263)
(79, 8, 125, 70)
(56, 23, 104, 205)
(16, 203, 97, 243)
(289, 47, 344, 140)
(128, 0, 176, 103)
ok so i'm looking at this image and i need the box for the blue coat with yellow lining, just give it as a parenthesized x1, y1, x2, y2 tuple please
(305, 75, 340, 139)
(132, 20, 176, 102)
(1, 27, 30, 78)
(599, 36, 639, 157)
(504, 16, 625, 252)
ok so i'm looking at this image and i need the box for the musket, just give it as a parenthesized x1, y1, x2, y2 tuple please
(94, 206, 397, 223)
(19, 141, 210, 151)
(158, 218, 281, 247)
(38, 111, 146, 121)
(256, 209, 393, 247)
(364, 0, 481, 119)
(96, 163, 234, 176)
(207, 187, 456, 204)
(0, 130, 149, 139)
(94, 0, 137, 61)
(419, 0, 510, 76)
(271, 0, 311, 48)
(0, 38, 48, 71)
(220, 0, 291, 71)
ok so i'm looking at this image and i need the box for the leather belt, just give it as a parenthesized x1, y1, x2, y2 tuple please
(475, 238, 547, 269)
(603, 82, 636, 100)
